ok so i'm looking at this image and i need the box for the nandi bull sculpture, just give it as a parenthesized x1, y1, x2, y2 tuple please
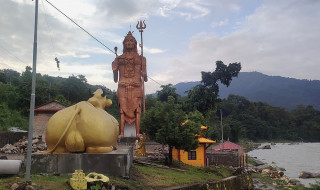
(42, 89, 119, 154)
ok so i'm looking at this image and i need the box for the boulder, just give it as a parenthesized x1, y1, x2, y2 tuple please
(256, 163, 276, 172)
(258, 143, 271, 149)
(254, 159, 265, 166)
(279, 167, 286, 171)
(299, 171, 320, 178)
(250, 157, 264, 166)
(288, 179, 301, 186)
(10, 183, 19, 190)
(262, 144, 271, 149)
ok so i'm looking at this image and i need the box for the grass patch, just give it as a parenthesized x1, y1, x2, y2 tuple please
(309, 181, 320, 190)
(133, 163, 233, 189)
(0, 174, 70, 190)
(247, 157, 257, 165)
(108, 175, 142, 189)
(0, 163, 234, 190)
(251, 172, 274, 184)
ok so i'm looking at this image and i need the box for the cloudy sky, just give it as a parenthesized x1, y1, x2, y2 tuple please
(0, 0, 319, 94)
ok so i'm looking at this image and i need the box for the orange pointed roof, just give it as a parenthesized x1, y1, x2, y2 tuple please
(198, 137, 216, 144)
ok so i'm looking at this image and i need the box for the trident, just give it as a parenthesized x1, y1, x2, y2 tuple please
(136, 20, 146, 112)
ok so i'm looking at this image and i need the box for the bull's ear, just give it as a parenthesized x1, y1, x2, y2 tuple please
(101, 89, 106, 97)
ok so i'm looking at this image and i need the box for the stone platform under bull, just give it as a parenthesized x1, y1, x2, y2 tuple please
(29, 145, 133, 177)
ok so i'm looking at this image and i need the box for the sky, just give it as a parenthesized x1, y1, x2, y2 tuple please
(0, 0, 319, 94)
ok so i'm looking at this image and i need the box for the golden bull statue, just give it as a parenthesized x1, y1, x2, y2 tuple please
(42, 89, 119, 154)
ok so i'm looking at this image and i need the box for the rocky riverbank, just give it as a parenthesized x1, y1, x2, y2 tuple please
(248, 156, 307, 189)
(247, 142, 320, 188)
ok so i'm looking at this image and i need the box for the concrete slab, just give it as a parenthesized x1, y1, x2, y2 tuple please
(118, 137, 139, 146)
(30, 145, 133, 177)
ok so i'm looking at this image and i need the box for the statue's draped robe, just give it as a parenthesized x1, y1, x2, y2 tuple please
(112, 53, 147, 124)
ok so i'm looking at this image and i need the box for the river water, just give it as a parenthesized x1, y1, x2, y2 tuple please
(248, 143, 320, 187)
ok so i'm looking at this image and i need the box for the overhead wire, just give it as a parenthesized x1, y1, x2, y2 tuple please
(0, 43, 27, 65)
(40, 0, 60, 70)
(44, 0, 163, 87)
(44, 0, 115, 55)
(147, 76, 163, 86)
(41, 0, 55, 54)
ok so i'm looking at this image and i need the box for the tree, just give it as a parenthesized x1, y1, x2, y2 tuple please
(156, 84, 180, 103)
(187, 61, 241, 117)
(203, 60, 241, 88)
(141, 96, 200, 165)
(291, 105, 320, 141)
(0, 103, 28, 131)
(18, 66, 33, 111)
(55, 94, 71, 106)
(77, 74, 88, 84)
(186, 84, 218, 115)
(145, 94, 157, 110)
(0, 83, 19, 109)
(17, 67, 51, 109)
(0, 69, 20, 86)
(61, 75, 90, 103)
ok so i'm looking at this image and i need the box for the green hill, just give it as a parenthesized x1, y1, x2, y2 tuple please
(174, 72, 320, 110)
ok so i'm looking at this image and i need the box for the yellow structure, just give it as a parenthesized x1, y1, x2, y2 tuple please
(43, 89, 119, 154)
(85, 172, 109, 183)
(135, 133, 147, 157)
(70, 170, 87, 190)
(172, 126, 216, 167)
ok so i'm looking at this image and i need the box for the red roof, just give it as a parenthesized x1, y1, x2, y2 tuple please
(34, 100, 67, 112)
(211, 141, 246, 151)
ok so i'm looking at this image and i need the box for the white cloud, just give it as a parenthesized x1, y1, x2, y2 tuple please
(2, 0, 320, 96)
(93, 0, 159, 26)
(211, 19, 229, 28)
(144, 46, 165, 54)
(40, 0, 96, 28)
(146, 0, 320, 90)
(175, 1, 210, 20)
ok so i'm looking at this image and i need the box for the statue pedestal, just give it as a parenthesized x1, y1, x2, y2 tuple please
(28, 145, 132, 177)
(124, 123, 136, 137)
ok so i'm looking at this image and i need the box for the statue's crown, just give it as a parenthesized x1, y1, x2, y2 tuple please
(125, 31, 134, 39)
(123, 31, 136, 42)
(127, 31, 133, 36)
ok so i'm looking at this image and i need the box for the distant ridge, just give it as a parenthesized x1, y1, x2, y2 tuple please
(173, 72, 320, 110)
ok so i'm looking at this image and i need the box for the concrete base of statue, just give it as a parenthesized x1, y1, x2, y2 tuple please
(124, 123, 136, 137)
(28, 145, 132, 177)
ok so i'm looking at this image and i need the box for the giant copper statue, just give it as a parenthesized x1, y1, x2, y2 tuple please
(112, 31, 147, 138)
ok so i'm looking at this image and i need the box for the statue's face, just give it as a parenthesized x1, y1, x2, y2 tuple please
(124, 36, 136, 50)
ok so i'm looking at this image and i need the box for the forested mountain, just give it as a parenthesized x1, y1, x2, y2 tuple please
(174, 72, 320, 111)
(215, 95, 320, 142)
(1, 67, 320, 142)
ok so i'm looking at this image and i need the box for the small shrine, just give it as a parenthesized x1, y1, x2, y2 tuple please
(33, 100, 67, 140)
(172, 126, 216, 167)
